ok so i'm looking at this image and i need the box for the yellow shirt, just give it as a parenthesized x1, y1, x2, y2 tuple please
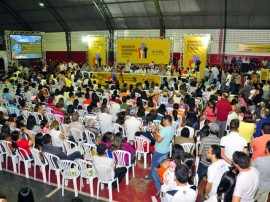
(65, 79, 72, 87)
(238, 121, 255, 143)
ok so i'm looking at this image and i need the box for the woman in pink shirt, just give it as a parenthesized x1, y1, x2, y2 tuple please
(203, 99, 216, 123)
(111, 132, 136, 164)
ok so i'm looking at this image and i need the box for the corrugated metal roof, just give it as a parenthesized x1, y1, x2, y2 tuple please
(0, 0, 269, 32)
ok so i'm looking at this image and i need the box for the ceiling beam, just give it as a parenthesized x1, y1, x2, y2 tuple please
(153, 0, 165, 37)
(93, 0, 114, 33)
(0, 0, 31, 30)
(42, 0, 69, 32)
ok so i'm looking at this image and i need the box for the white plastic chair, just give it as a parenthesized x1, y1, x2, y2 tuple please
(17, 147, 33, 178)
(45, 112, 55, 124)
(8, 107, 21, 116)
(32, 112, 44, 125)
(0, 144, 5, 171)
(181, 143, 195, 154)
(45, 107, 53, 113)
(0, 140, 18, 172)
(195, 141, 201, 173)
(81, 143, 96, 161)
(84, 129, 96, 144)
(53, 114, 64, 123)
(134, 136, 152, 169)
(21, 110, 31, 121)
(30, 148, 47, 182)
(76, 110, 87, 118)
(76, 159, 97, 197)
(113, 123, 126, 136)
(112, 150, 135, 185)
(193, 173, 199, 187)
(93, 164, 119, 202)
(58, 160, 80, 197)
(63, 140, 79, 155)
(70, 128, 85, 146)
(43, 152, 61, 188)
(172, 121, 180, 131)
(153, 120, 161, 132)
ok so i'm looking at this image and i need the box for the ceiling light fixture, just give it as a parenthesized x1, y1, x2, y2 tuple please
(39, 2, 44, 7)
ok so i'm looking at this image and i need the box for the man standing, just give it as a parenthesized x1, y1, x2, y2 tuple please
(197, 124, 221, 184)
(220, 119, 248, 167)
(163, 164, 197, 202)
(203, 66, 210, 80)
(253, 141, 270, 202)
(215, 93, 232, 137)
(232, 151, 259, 202)
(144, 115, 175, 191)
(250, 123, 270, 161)
(93, 144, 127, 189)
(204, 145, 229, 200)
(211, 65, 219, 80)
(254, 109, 270, 138)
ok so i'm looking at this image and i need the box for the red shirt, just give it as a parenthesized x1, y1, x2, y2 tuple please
(17, 139, 31, 157)
(216, 98, 232, 121)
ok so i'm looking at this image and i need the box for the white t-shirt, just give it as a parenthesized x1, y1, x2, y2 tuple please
(207, 159, 229, 197)
(124, 117, 141, 141)
(225, 74, 232, 86)
(220, 132, 247, 166)
(225, 112, 239, 130)
(163, 184, 197, 202)
(249, 89, 256, 100)
(98, 112, 113, 134)
(50, 129, 63, 148)
(233, 166, 260, 202)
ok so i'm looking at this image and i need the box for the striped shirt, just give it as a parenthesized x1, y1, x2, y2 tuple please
(199, 134, 221, 166)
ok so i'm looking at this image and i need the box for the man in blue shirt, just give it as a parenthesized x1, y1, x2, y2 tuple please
(143, 115, 175, 193)
(255, 109, 270, 138)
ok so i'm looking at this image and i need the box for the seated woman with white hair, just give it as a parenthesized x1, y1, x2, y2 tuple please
(84, 118, 100, 142)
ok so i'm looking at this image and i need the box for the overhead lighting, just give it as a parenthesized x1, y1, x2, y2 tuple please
(39, 2, 44, 7)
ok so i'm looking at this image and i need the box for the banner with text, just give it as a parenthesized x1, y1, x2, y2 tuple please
(116, 39, 170, 64)
(238, 44, 270, 53)
(183, 35, 210, 78)
(88, 37, 106, 67)
(260, 69, 270, 81)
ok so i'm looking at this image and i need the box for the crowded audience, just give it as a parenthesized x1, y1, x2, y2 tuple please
(0, 58, 269, 202)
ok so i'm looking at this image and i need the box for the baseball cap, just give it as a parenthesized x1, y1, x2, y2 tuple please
(130, 109, 136, 115)
(210, 123, 220, 133)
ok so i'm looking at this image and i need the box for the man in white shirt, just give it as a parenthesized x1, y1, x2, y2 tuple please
(232, 151, 260, 202)
(98, 105, 113, 134)
(220, 119, 248, 167)
(211, 65, 219, 79)
(225, 99, 240, 134)
(125, 59, 131, 72)
(262, 58, 268, 67)
(225, 70, 232, 90)
(124, 109, 141, 142)
(163, 164, 197, 202)
(204, 145, 229, 200)
(93, 144, 127, 189)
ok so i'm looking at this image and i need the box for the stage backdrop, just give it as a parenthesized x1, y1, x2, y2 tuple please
(88, 37, 106, 67)
(183, 35, 210, 78)
(116, 39, 170, 64)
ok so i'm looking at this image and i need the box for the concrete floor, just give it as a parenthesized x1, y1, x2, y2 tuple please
(0, 171, 103, 202)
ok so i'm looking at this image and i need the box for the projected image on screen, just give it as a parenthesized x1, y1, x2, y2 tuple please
(10, 35, 42, 59)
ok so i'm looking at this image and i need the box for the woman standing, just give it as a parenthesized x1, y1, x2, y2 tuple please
(203, 99, 216, 123)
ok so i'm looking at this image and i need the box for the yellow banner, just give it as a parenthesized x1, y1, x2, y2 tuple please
(88, 37, 106, 66)
(183, 35, 210, 79)
(238, 44, 270, 53)
(116, 39, 170, 64)
(260, 68, 270, 81)
(93, 72, 160, 87)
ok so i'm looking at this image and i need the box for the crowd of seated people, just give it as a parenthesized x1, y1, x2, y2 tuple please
(0, 60, 269, 202)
